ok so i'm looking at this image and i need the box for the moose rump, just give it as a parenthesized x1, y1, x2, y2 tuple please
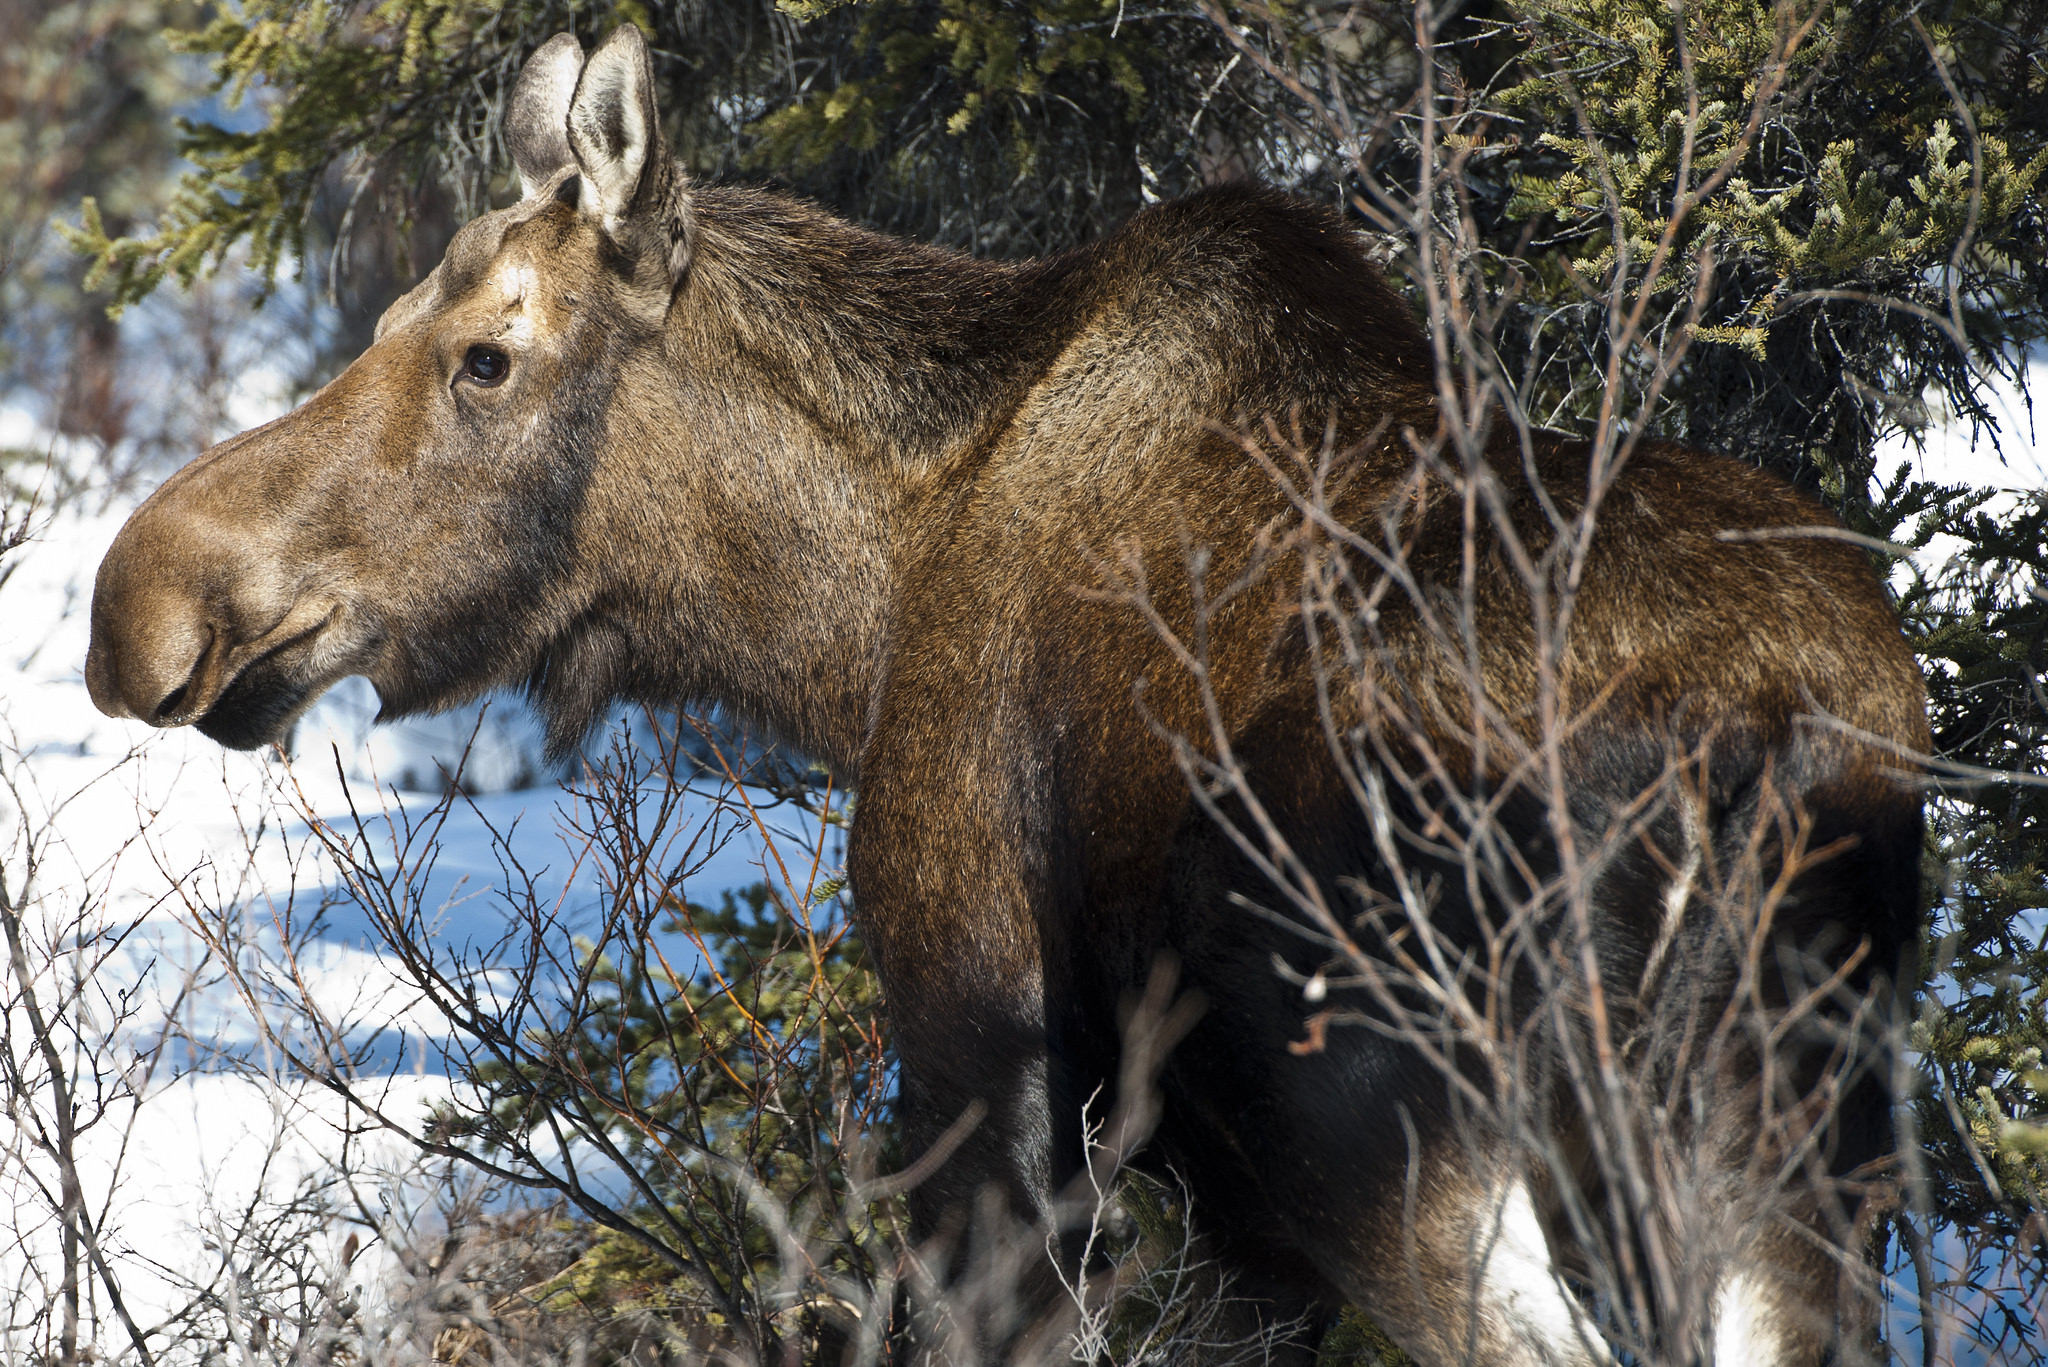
(85, 24, 1928, 1367)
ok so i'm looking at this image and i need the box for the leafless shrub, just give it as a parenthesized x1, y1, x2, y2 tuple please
(152, 710, 1292, 1367)
(0, 728, 401, 1367)
(1069, 3, 2045, 1363)
(0, 731, 169, 1367)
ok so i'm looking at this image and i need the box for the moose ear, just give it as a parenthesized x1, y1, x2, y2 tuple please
(567, 26, 669, 233)
(506, 34, 584, 200)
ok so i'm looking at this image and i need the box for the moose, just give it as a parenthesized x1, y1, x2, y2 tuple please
(87, 25, 1927, 1367)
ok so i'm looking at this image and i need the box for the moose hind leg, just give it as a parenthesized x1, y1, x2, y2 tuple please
(1470, 1178, 1614, 1367)
(1711, 1258, 1824, 1367)
(1345, 1167, 1612, 1367)
(1707, 1192, 1871, 1367)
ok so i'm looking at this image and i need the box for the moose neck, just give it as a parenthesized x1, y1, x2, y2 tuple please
(681, 187, 1076, 467)
(578, 186, 1079, 778)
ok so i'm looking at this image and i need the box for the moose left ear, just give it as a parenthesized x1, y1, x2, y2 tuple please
(567, 25, 691, 284)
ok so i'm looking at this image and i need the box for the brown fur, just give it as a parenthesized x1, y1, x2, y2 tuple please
(87, 28, 1926, 1366)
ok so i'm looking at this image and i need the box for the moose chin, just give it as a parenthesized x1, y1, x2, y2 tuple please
(85, 24, 1927, 1367)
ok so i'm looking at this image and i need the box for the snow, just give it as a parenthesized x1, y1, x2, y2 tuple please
(1878, 350, 2046, 578)
(1891, 352, 2045, 493)
(1, 431, 833, 1331)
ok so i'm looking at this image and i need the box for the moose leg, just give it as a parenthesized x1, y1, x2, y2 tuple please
(846, 755, 1084, 1347)
(886, 995, 1074, 1357)
(886, 980, 1062, 1235)
(1340, 1161, 1613, 1367)
(1690, 761, 1912, 1367)
(1700, 1091, 1882, 1367)
(1709, 1240, 1832, 1367)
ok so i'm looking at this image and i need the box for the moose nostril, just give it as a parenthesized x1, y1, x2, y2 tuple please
(144, 623, 218, 725)
(152, 680, 192, 724)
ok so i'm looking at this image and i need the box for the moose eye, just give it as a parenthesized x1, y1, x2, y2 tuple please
(459, 345, 509, 387)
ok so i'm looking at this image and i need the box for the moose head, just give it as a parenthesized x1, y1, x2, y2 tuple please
(85, 26, 912, 773)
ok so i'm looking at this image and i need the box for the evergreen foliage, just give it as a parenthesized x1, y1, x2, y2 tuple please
(1484, 0, 2046, 502)
(458, 880, 899, 1352)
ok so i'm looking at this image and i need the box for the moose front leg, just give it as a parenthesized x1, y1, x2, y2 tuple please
(846, 759, 1083, 1341)
(883, 950, 1062, 1233)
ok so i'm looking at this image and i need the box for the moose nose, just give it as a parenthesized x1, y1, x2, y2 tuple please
(85, 457, 290, 729)
(85, 572, 230, 728)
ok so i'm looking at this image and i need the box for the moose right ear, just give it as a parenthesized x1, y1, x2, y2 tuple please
(566, 26, 691, 294)
(506, 34, 584, 199)
(568, 27, 668, 234)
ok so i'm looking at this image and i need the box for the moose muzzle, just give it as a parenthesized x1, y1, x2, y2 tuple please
(85, 424, 347, 746)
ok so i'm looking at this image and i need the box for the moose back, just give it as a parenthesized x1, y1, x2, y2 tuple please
(86, 27, 1926, 1367)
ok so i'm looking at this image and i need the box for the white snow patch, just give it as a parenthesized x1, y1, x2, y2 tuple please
(1876, 350, 2045, 585)
(2, 475, 829, 1330)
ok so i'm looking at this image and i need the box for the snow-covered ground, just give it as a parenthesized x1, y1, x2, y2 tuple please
(1, 416, 835, 1330)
